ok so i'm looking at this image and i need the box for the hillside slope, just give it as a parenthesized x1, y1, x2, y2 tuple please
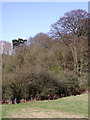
(2, 93, 88, 118)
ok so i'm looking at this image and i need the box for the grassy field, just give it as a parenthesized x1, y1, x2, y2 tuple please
(2, 93, 88, 118)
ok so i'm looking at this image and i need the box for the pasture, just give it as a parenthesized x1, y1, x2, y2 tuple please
(2, 93, 88, 118)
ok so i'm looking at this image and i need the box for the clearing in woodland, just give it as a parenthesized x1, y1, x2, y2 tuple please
(2, 93, 88, 118)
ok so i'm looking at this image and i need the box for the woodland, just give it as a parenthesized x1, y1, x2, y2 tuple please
(2, 9, 88, 104)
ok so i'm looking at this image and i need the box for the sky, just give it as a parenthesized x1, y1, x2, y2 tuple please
(2, 2, 88, 43)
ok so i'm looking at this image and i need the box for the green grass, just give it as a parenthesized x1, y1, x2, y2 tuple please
(2, 93, 88, 118)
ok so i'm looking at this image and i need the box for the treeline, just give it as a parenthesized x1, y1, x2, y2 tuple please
(2, 9, 88, 103)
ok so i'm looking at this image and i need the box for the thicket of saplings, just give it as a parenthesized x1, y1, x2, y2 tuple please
(2, 9, 88, 104)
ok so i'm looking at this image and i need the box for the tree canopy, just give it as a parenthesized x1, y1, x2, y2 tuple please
(49, 9, 88, 42)
(12, 38, 27, 48)
(2, 9, 88, 104)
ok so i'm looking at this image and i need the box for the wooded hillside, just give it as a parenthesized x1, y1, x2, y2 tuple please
(2, 9, 88, 104)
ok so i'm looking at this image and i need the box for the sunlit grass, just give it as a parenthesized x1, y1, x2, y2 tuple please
(2, 93, 88, 118)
